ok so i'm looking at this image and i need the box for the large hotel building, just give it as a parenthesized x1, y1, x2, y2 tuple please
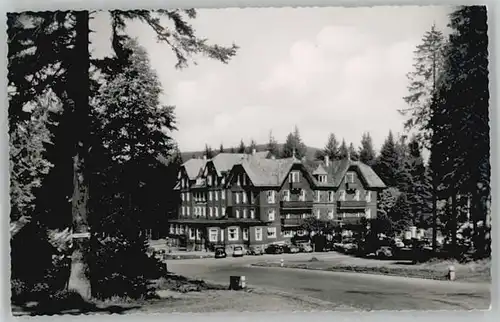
(170, 149, 386, 251)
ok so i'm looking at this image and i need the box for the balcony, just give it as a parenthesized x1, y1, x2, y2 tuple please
(280, 200, 314, 210)
(346, 182, 358, 191)
(337, 200, 367, 209)
(281, 217, 303, 226)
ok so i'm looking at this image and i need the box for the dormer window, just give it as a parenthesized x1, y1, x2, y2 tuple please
(289, 171, 300, 183)
(207, 175, 212, 186)
(345, 172, 355, 184)
(318, 175, 327, 183)
(237, 174, 241, 186)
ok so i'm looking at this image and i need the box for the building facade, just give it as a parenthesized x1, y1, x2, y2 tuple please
(169, 150, 386, 251)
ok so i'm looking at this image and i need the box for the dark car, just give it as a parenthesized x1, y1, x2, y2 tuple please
(248, 245, 265, 256)
(265, 244, 284, 254)
(214, 247, 227, 259)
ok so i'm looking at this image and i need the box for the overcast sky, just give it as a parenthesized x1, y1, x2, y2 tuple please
(90, 6, 452, 153)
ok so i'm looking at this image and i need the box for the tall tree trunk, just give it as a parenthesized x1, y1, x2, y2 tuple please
(67, 10, 91, 300)
(451, 192, 458, 258)
(431, 181, 438, 252)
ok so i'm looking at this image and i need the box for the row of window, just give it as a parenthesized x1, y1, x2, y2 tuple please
(283, 208, 373, 220)
(289, 171, 355, 184)
(168, 225, 277, 242)
(181, 191, 228, 203)
(181, 206, 227, 217)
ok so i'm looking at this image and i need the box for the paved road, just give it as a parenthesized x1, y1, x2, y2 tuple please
(167, 253, 491, 311)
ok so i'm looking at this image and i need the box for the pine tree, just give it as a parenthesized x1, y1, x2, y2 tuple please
(204, 144, 214, 159)
(323, 133, 340, 160)
(401, 24, 445, 148)
(374, 131, 401, 188)
(266, 130, 280, 157)
(430, 6, 490, 258)
(282, 126, 307, 159)
(338, 139, 348, 159)
(359, 132, 376, 166)
(219, 143, 225, 154)
(237, 139, 246, 153)
(348, 143, 359, 161)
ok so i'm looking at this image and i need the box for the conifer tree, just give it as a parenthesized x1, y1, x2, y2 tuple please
(359, 132, 376, 166)
(338, 139, 348, 159)
(348, 143, 359, 161)
(266, 130, 280, 157)
(323, 133, 340, 160)
(282, 126, 307, 159)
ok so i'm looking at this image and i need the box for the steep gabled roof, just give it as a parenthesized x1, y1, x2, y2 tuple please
(182, 158, 207, 180)
(211, 152, 270, 177)
(239, 157, 296, 187)
(352, 161, 386, 188)
(312, 164, 328, 175)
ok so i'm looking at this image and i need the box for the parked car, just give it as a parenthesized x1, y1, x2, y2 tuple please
(265, 244, 284, 254)
(333, 242, 344, 252)
(343, 242, 358, 255)
(393, 238, 405, 249)
(214, 247, 227, 259)
(247, 245, 265, 255)
(283, 244, 300, 254)
(376, 246, 393, 259)
(298, 243, 313, 253)
(232, 246, 245, 257)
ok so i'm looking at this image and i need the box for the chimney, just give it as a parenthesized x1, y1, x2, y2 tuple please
(252, 148, 256, 155)
(325, 155, 330, 167)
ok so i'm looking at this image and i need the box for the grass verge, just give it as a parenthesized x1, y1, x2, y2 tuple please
(253, 257, 491, 283)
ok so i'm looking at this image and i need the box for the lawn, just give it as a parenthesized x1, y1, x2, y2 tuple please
(253, 255, 491, 283)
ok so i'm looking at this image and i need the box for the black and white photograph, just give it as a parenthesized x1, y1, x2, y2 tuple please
(6, 4, 492, 316)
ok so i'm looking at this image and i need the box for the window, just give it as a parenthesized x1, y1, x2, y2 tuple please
(186, 193, 190, 201)
(328, 209, 334, 219)
(209, 191, 212, 201)
(189, 228, 195, 240)
(289, 171, 300, 183)
(235, 193, 240, 204)
(365, 191, 372, 202)
(267, 191, 276, 203)
(328, 191, 334, 203)
(236, 209, 240, 219)
(283, 230, 294, 238)
(346, 172, 354, 183)
(181, 193, 185, 202)
(315, 209, 321, 219)
(243, 192, 247, 203)
(215, 191, 218, 201)
(250, 209, 255, 219)
(221, 177, 225, 185)
(319, 175, 327, 183)
(315, 191, 320, 202)
(202, 207, 206, 217)
(209, 207, 213, 217)
(268, 209, 275, 221)
(180, 225, 185, 234)
(365, 208, 372, 219)
(242, 174, 247, 186)
(354, 190, 360, 201)
(301, 213, 307, 219)
(222, 190, 226, 200)
(283, 190, 290, 202)
(169, 224, 174, 234)
(222, 207, 226, 216)
(186, 207, 190, 216)
(286, 214, 291, 219)
(196, 229, 201, 240)
(243, 209, 247, 219)
(207, 175, 212, 186)
(267, 227, 277, 239)
(228, 227, 239, 241)
(215, 207, 219, 217)
(209, 229, 218, 242)
(255, 228, 262, 241)
(237, 174, 241, 186)
(339, 190, 346, 201)
(220, 228, 225, 242)
(299, 189, 306, 201)
(243, 228, 249, 241)
(181, 206, 185, 216)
